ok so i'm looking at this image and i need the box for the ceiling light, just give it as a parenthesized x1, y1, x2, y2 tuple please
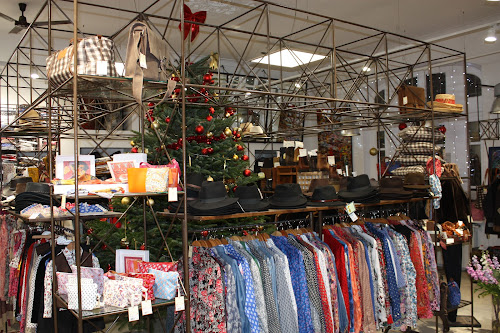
(294, 82, 302, 88)
(490, 83, 500, 114)
(362, 66, 371, 72)
(251, 49, 327, 68)
(30, 73, 39, 79)
(485, 27, 497, 43)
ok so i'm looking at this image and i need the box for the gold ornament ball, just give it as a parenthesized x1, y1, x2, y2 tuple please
(369, 147, 378, 156)
(130, 140, 136, 147)
(207, 131, 214, 138)
(237, 127, 242, 133)
(207, 176, 214, 182)
(225, 112, 231, 118)
(151, 121, 160, 129)
(147, 198, 155, 206)
(160, 144, 166, 150)
(233, 154, 239, 160)
(224, 127, 232, 136)
(225, 185, 229, 191)
(121, 197, 131, 205)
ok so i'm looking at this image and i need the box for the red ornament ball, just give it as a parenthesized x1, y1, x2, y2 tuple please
(438, 125, 447, 134)
(232, 186, 238, 192)
(115, 222, 122, 229)
(147, 102, 155, 107)
(206, 115, 213, 121)
(201, 148, 209, 155)
(195, 125, 204, 134)
(235, 133, 241, 138)
(203, 73, 212, 82)
(87, 228, 93, 235)
(242, 155, 249, 161)
(236, 145, 244, 151)
(242, 230, 249, 236)
(243, 169, 252, 177)
(140, 244, 146, 250)
(398, 123, 407, 131)
(172, 76, 180, 82)
(131, 147, 138, 153)
(101, 244, 107, 250)
(207, 147, 214, 154)
(165, 117, 171, 123)
(201, 230, 209, 237)
(209, 107, 215, 114)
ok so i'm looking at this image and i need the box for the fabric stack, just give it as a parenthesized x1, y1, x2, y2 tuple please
(391, 126, 445, 177)
(176, 219, 440, 333)
(338, 174, 379, 203)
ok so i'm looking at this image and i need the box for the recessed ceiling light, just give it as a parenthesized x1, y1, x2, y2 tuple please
(251, 49, 327, 68)
(30, 73, 39, 79)
(485, 27, 497, 43)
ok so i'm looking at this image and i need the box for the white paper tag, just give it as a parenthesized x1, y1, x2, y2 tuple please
(29, 213, 40, 220)
(96, 60, 108, 76)
(188, 246, 193, 258)
(141, 300, 153, 316)
(258, 162, 264, 167)
(345, 202, 356, 215)
(128, 306, 140, 321)
(446, 238, 455, 244)
(276, 151, 280, 157)
(336, 169, 342, 175)
(283, 140, 294, 148)
(95, 192, 114, 199)
(168, 187, 178, 202)
(274, 162, 280, 167)
(295, 141, 304, 148)
(457, 220, 464, 227)
(175, 296, 185, 312)
(348, 212, 358, 222)
(352, 171, 357, 177)
(299, 149, 307, 157)
(456, 229, 464, 236)
(139, 53, 147, 69)
(327, 156, 335, 165)
(403, 96, 408, 105)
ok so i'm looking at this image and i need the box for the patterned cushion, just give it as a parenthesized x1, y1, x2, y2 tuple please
(391, 165, 426, 176)
(127, 273, 156, 300)
(148, 268, 179, 300)
(398, 126, 445, 143)
(395, 155, 445, 166)
(137, 261, 177, 273)
(71, 265, 104, 296)
(396, 142, 442, 155)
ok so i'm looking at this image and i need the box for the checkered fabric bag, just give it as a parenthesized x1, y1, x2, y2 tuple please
(395, 155, 432, 166)
(46, 36, 116, 86)
(391, 165, 426, 176)
(396, 142, 442, 155)
(398, 126, 445, 143)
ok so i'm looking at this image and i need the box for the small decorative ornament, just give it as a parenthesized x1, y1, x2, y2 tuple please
(207, 176, 214, 182)
(201, 230, 209, 237)
(102, 244, 108, 250)
(87, 228, 93, 235)
(131, 147, 139, 153)
(209, 107, 215, 114)
(398, 122, 407, 131)
(151, 121, 160, 129)
(369, 148, 378, 156)
(207, 147, 214, 154)
(201, 148, 209, 155)
(224, 127, 232, 136)
(121, 197, 131, 205)
(130, 140, 136, 147)
(236, 145, 244, 151)
(438, 125, 447, 134)
(207, 131, 213, 138)
(237, 127, 242, 133)
(147, 102, 155, 107)
(242, 154, 249, 161)
(140, 243, 146, 250)
(165, 117, 171, 123)
(242, 230, 248, 236)
(195, 125, 204, 134)
(233, 154, 239, 160)
(225, 112, 231, 118)
(115, 222, 122, 229)
(206, 115, 213, 121)
(243, 169, 252, 177)
(232, 186, 238, 192)
(120, 237, 129, 247)
(147, 198, 155, 206)
(160, 144, 166, 150)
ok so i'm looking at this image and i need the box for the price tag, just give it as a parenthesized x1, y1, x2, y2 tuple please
(139, 53, 147, 69)
(299, 149, 307, 157)
(446, 238, 455, 244)
(327, 156, 335, 165)
(258, 162, 264, 167)
(351, 171, 357, 177)
(276, 151, 280, 157)
(141, 300, 152, 316)
(283, 140, 294, 148)
(345, 202, 356, 215)
(188, 245, 193, 258)
(295, 141, 304, 148)
(273, 162, 280, 167)
(348, 212, 358, 222)
(128, 306, 139, 322)
(96, 60, 108, 75)
(168, 187, 178, 202)
(175, 296, 185, 312)
(336, 169, 342, 175)
(403, 96, 408, 105)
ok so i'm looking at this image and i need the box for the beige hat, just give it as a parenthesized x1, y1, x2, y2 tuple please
(249, 125, 267, 137)
(240, 123, 254, 136)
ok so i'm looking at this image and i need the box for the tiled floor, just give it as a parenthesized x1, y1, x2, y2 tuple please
(391, 272, 495, 333)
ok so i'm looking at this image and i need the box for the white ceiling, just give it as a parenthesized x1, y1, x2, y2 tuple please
(0, 0, 499, 84)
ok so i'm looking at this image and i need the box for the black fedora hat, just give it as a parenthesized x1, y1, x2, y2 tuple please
(169, 173, 206, 213)
(269, 183, 307, 208)
(338, 174, 378, 200)
(235, 185, 269, 212)
(308, 186, 344, 207)
(187, 181, 238, 211)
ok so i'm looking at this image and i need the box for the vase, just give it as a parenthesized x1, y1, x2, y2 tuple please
(493, 295, 500, 333)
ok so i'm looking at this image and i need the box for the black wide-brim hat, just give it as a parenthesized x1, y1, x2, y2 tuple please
(308, 186, 344, 207)
(190, 202, 243, 216)
(269, 183, 307, 208)
(235, 185, 269, 212)
(187, 181, 238, 211)
(338, 174, 378, 200)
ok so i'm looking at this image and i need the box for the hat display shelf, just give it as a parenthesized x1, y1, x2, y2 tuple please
(0, 0, 473, 332)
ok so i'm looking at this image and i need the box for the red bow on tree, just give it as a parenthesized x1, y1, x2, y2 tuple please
(179, 4, 207, 42)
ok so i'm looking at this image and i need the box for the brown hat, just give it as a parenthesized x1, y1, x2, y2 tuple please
(403, 172, 430, 189)
(379, 177, 412, 196)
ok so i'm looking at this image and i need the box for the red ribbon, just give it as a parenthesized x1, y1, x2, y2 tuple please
(179, 4, 207, 42)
